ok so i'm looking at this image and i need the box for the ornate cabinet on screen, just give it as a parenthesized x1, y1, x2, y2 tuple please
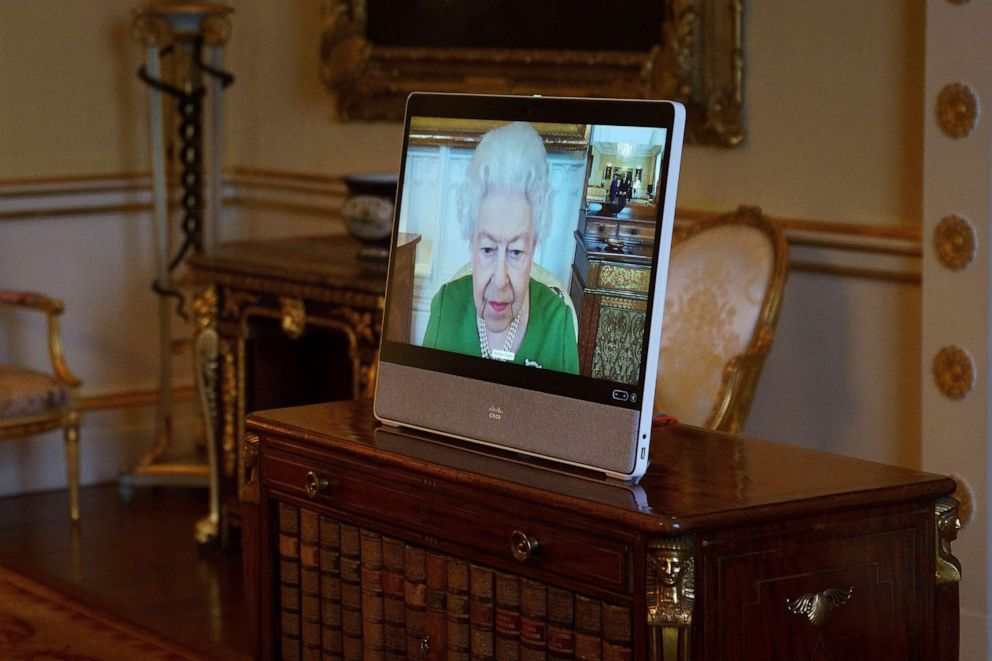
(188, 234, 418, 541)
(571, 207, 657, 385)
(242, 399, 962, 660)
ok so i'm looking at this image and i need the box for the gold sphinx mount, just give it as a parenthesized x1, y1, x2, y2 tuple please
(936, 496, 963, 585)
(648, 536, 694, 660)
(641, 498, 961, 659)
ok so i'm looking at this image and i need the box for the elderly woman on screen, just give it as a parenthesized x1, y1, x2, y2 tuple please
(422, 122, 580, 374)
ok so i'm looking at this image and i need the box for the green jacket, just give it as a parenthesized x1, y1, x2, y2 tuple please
(422, 275, 579, 374)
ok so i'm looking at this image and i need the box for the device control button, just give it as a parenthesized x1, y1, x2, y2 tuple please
(612, 389, 629, 401)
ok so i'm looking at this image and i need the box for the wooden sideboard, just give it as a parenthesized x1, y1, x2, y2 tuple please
(242, 399, 961, 660)
(187, 233, 418, 544)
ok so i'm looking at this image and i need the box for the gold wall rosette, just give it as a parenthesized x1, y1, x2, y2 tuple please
(932, 345, 975, 400)
(934, 215, 977, 271)
(937, 82, 979, 138)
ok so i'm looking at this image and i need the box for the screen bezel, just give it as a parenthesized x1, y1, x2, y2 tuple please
(379, 93, 681, 412)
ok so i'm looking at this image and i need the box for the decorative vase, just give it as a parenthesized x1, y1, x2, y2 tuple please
(341, 173, 398, 260)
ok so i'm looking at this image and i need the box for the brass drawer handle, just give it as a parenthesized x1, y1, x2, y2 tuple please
(510, 530, 540, 562)
(303, 471, 329, 499)
(786, 586, 854, 627)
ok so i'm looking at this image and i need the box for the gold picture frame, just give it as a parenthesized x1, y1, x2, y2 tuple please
(320, 0, 744, 147)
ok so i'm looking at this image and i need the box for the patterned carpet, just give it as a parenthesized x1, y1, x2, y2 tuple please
(0, 565, 207, 660)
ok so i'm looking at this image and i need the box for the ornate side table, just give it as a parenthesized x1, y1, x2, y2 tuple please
(242, 399, 962, 659)
(188, 233, 419, 544)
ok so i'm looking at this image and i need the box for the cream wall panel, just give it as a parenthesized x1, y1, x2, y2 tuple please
(746, 272, 921, 467)
(681, 1, 925, 225)
(223, 0, 404, 175)
(0, 1, 148, 178)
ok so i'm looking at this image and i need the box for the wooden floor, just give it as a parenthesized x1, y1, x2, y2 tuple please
(0, 483, 252, 660)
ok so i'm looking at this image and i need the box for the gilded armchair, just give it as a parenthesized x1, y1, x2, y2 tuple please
(655, 206, 788, 433)
(0, 290, 83, 521)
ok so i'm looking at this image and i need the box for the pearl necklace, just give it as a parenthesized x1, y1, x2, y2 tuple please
(478, 313, 520, 361)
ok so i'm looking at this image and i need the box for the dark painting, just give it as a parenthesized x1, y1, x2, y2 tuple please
(365, 0, 667, 52)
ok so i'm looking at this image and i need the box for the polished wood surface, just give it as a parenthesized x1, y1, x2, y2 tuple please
(188, 234, 391, 296)
(245, 399, 959, 659)
(247, 398, 954, 534)
(0, 484, 250, 660)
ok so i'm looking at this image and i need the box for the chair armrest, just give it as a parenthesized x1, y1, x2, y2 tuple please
(708, 328, 776, 433)
(0, 290, 64, 314)
(0, 290, 82, 388)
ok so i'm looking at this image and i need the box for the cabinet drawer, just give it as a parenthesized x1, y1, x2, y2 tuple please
(700, 513, 929, 660)
(262, 452, 632, 595)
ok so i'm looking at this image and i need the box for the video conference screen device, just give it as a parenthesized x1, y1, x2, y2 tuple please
(374, 92, 685, 480)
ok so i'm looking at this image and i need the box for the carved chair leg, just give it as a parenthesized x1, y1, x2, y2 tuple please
(63, 423, 80, 523)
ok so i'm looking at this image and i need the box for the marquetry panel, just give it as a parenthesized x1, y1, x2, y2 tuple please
(698, 509, 930, 660)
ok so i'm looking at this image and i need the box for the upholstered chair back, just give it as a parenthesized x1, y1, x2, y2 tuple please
(655, 207, 788, 432)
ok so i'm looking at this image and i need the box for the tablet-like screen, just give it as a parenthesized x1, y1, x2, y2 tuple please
(380, 96, 679, 412)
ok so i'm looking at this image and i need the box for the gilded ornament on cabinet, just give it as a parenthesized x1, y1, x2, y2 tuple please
(932, 345, 974, 400)
(280, 297, 306, 339)
(935, 496, 962, 584)
(220, 338, 238, 478)
(647, 537, 694, 627)
(191, 287, 218, 332)
(786, 587, 854, 627)
(934, 215, 976, 271)
(936, 82, 979, 138)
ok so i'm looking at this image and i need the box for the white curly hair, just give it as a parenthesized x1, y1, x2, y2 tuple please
(457, 121, 552, 244)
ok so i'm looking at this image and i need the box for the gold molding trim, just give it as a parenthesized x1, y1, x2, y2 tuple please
(937, 82, 979, 138)
(4, 170, 924, 283)
(932, 345, 975, 400)
(81, 385, 195, 411)
(788, 261, 921, 285)
(934, 215, 976, 271)
(319, 0, 745, 146)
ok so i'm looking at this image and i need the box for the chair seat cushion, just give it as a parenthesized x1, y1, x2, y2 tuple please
(0, 366, 69, 420)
